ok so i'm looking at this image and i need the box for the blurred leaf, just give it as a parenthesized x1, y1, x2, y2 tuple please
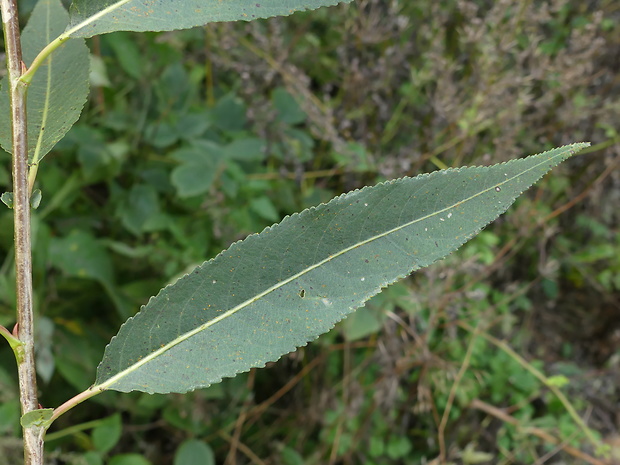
(547, 375, 570, 388)
(90, 55, 111, 87)
(0, 0, 89, 164)
(108, 454, 152, 465)
(92, 413, 122, 454)
(66, 126, 126, 181)
(119, 184, 161, 235)
(54, 327, 105, 391)
(155, 63, 191, 113)
(276, 127, 314, 162)
(162, 404, 204, 435)
(173, 439, 215, 465)
(47, 226, 132, 318)
(92, 144, 586, 394)
(145, 122, 179, 149)
(460, 443, 495, 464)
(49, 230, 114, 286)
(213, 95, 246, 132)
(341, 306, 384, 341)
(176, 112, 212, 141)
(82, 451, 104, 465)
(35, 316, 55, 384)
(279, 446, 304, 465)
(170, 141, 224, 198)
(223, 138, 266, 162)
(369, 437, 385, 457)
(272, 88, 306, 125)
(386, 436, 412, 459)
(0, 400, 20, 435)
(104, 32, 144, 79)
(541, 278, 559, 299)
(249, 196, 279, 222)
(66, 0, 354, 38)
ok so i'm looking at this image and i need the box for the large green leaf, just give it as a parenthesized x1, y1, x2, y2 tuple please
(66, 0, 354, 38)
(93, 144, 587, 394)
(0, 0, 89, 164)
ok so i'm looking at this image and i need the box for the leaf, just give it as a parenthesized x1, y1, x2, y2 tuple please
(108, 454, 152, 465)
(174, 439, 215, 465)
(272, 88, 306, 125)
(223, 138, 266, 162)
(0, 0, 89, 164)
(30, 189, 43, 209)
(341, 306, 384, 341)
(0, 400, 21, 436)
(49, 230, 133, 318)
(20, 408, 54, 428)
(35, 316, 55, 383)
(1, 190, 43, 209)
(66, 0, 354, 39)
(93, 144, 588, 394)
(118, 184, 161, 235)
(212, 94, 247, 132)
(49, 230, 114, 286)
(103, 32, 144, 79)
(249, 196, 279, 222)
(1, 192, 13, 209)
(92, 413, 122, 454)
(170, 141, 224, 198)
(55, 327, 106, 391)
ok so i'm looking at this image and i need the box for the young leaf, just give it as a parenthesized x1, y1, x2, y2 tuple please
(93, 144, 588, 394)
(0, 0, 89, 164)
(66, 0, 354, 38)
(20, 409, 54, 428)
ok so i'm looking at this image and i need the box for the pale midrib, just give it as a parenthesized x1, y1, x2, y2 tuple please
(32, 4, 54, 164)
(96, 150, 570, 391)
(64, 0, 131, 37)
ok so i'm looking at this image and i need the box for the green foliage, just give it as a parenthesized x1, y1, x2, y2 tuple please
(91, 414, 122, 454)
(173, 439, 215, 465)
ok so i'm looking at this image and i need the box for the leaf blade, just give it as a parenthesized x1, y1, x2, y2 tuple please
(0, 0, 90, 164)
(95, 144, 588, 394)
(66, 0, 354, 38)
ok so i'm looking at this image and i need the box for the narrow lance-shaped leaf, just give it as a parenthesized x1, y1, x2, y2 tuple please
(66, 0, 354, 39)
(0, 0, 89, 164)
(94, 144, 588, 394)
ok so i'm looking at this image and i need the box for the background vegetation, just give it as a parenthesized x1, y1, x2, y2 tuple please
(0, 0, 619, 463)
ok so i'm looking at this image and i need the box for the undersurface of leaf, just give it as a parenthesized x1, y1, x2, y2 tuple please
(0, 0, 89, 164)
(66, 0, 354, 38)
(94, 143, 588, 394)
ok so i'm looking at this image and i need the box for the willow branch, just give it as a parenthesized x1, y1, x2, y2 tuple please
(0, 0, 44, 463)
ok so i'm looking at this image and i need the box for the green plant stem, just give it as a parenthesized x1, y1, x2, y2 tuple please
(45, 418, 108, 442)
(437, 321, 481, 461)
(49, 388, 102, 425)
(0, 323, 14, 341)
(19, 33, 68, 85)
(0, 0, 43, 463)
(0, 323, 25, 356)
